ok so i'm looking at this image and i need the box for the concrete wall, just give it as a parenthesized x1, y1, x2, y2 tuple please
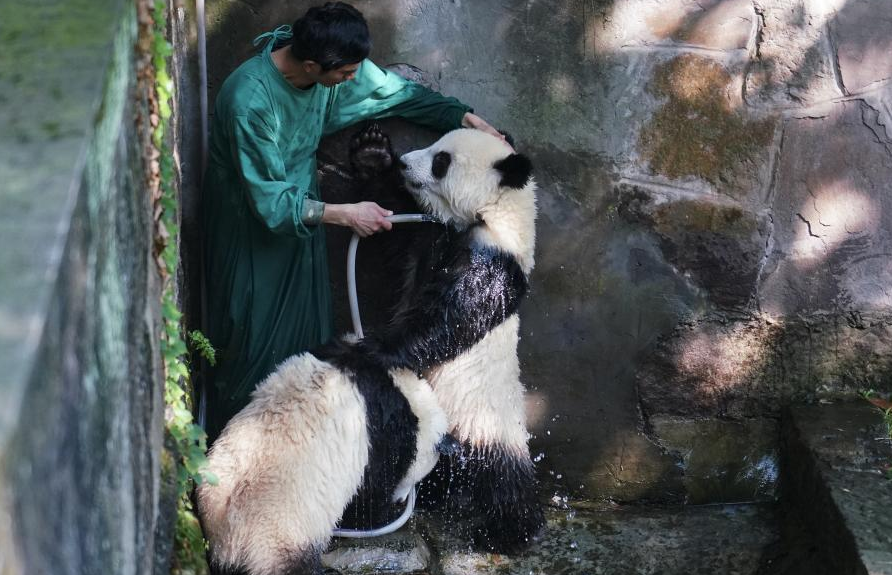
(201, 0, 892, 502)
(0, 1, 167, 573)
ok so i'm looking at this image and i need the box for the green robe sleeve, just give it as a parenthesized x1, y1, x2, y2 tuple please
(324, 59, 472, 135)
(230, 110, 315, 237)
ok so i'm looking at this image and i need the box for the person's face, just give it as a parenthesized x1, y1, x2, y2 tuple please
(310, 62, 360, 87)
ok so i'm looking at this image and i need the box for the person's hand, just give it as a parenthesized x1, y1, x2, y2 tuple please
(462, 112, 513, 149)
(323, 202, 393, 237)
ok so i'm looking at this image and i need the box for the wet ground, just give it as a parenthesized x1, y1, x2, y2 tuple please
(324, 502, 783, 575)
(322, 402, 890, 575)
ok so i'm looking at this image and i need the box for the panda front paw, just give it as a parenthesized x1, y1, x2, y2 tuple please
(349, 123, 395, 180)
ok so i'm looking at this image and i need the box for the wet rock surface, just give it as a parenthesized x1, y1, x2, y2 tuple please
(323, 531, 431, 574)
(650, 416, 779, 504)
(781, 401, 892, 575)
(324, 504, 778, 575)
(638, 313, 892, 418)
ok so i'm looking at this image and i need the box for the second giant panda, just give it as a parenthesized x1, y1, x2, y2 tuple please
(197, 344, 450, 575)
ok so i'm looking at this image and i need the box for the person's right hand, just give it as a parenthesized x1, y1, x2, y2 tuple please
(323, 202, 393, 237)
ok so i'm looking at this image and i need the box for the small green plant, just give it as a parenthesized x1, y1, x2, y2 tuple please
(189, 330, 217, 366)
(146, 1, 214, 572)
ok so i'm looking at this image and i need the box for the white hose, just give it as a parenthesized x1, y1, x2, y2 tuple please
(332, 487, 416, 538)
(347, 213, 439, 340)
(333, 213, 440, 539)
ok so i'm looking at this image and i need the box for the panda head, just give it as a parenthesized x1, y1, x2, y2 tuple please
(400, 129, 534, 226)
(400, 129, 538, 271)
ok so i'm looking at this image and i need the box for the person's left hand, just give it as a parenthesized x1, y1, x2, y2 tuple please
(462, 112, 512, 149)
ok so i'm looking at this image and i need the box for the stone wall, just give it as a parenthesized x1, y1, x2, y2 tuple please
(0, 1, 166, 573)
(201, 0, 892, 502)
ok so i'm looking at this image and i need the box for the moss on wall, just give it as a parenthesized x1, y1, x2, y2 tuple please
(639, 55, 775, 191)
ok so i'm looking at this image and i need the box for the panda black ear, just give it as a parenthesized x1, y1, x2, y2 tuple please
(493, 153, 532, 189)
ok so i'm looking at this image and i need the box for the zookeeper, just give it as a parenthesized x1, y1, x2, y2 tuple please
(202, 1, 502, 440)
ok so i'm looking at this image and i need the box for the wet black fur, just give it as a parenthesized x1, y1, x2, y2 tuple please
(369, 233, 528, 373)
(418, 442, 545, 553)
(347, 124, 543, 552)
(349, 124, 530, 374)
(313, 339, 419, 529)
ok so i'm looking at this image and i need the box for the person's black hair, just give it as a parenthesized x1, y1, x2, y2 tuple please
(290, 2, 371, 71)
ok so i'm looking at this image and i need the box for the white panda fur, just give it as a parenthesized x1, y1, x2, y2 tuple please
(197, 350, 448, 575)
(365, 128, 545, 552)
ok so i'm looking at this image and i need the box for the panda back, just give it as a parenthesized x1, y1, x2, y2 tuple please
(198, 353, 371, 571)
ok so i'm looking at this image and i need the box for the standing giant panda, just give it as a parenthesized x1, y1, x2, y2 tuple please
(351, 126, 545, 552)
(197, 345, 450, 575)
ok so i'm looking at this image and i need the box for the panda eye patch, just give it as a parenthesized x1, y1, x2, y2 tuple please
(431, 151, 452, 179)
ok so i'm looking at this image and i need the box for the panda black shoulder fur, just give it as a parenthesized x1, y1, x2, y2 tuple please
(351, 125, 545, 552)
(197, 345, 449, 575)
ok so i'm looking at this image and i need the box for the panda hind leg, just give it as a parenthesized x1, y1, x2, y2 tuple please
(424, 443, 545, 554)
(471, 447, 545, 554)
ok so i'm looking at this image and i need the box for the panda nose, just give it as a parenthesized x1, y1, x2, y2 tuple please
(396, 158, 407, 170)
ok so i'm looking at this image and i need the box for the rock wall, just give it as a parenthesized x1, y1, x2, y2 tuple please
(201, 0, 892, 502)
(0, 1, 167, 573)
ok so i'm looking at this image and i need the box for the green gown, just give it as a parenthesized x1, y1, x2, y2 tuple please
(202, 29, 471, 440)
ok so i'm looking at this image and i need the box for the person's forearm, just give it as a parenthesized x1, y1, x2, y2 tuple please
(321, 202, 392, 237)
(321, 203, 349, 226)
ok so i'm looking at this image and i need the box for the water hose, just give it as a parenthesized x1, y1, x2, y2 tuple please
(332, 213, 441, 538)
(346, 213, 440, 339)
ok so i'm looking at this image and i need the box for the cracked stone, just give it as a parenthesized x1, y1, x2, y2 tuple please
(638, 54, 776, 198)
(828, 0, 892, 93)
(759, 101, 892, 315)
(745, 0, 841, 107)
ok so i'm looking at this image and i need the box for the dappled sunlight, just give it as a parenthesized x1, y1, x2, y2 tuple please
(675, 320, 772, 398)
(547, 73, 577, 104)
(596, 0, 756, 54)
(524, 390, 550, 430)
(807, 0, 849, 21)
(597, 0, 655, 52)
(790, 181, 877, 264)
